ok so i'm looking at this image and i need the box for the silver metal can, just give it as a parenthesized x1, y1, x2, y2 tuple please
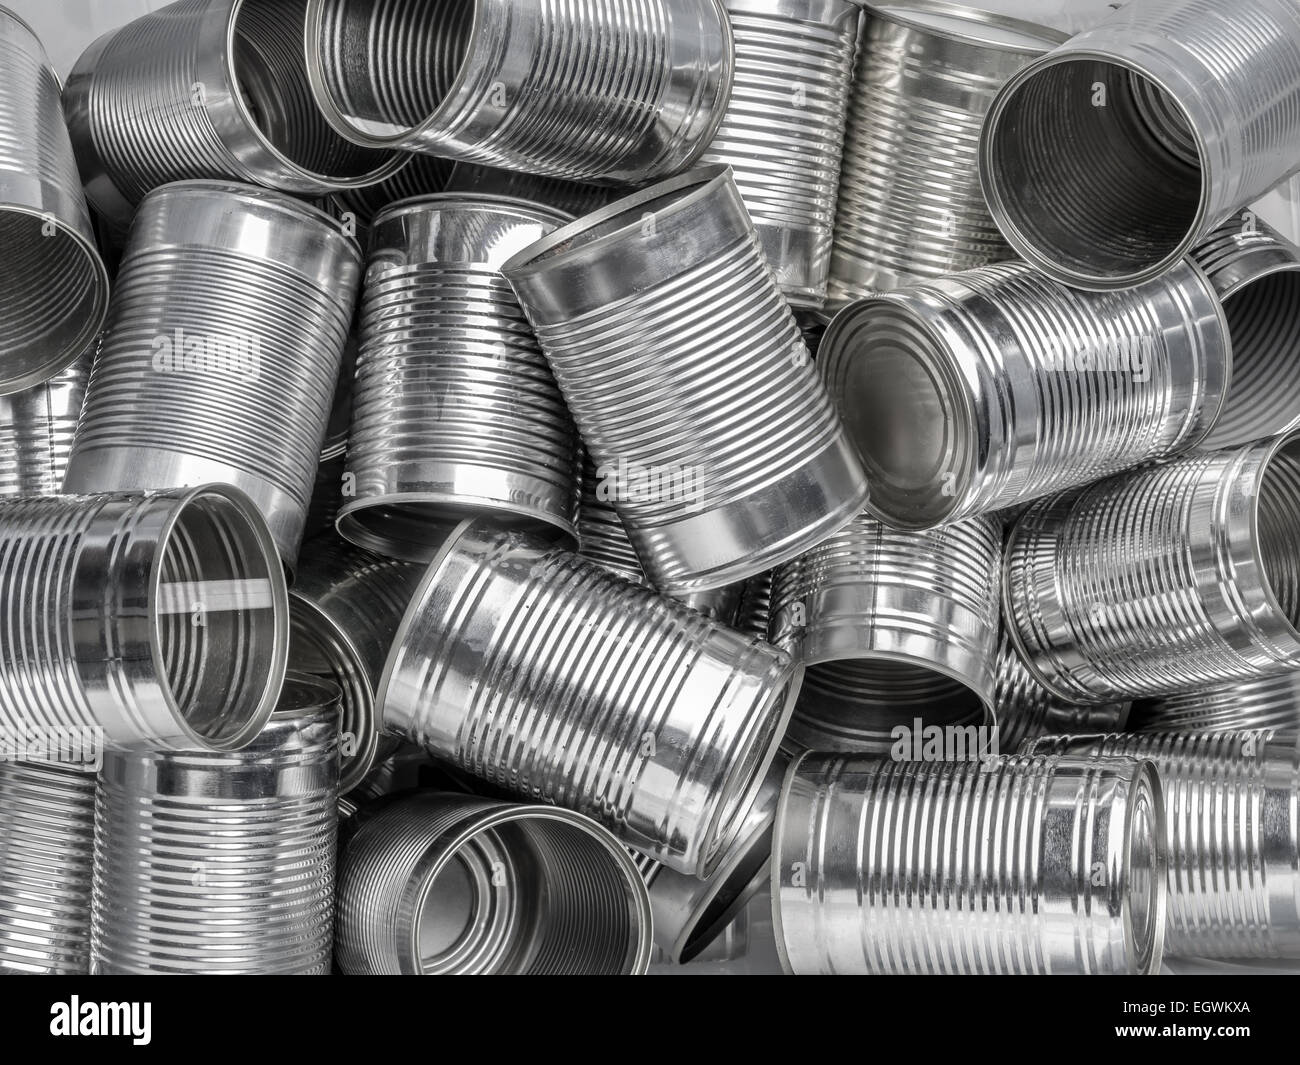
(773, 751, 1166, 973)
(90, 674, 340, 974)
(62, 181, 362, 573)
(378, 521, 800, 877)
(0, 7, 109, 392)
(980, 0, 1300, 289)
(503, 166, 869, 595)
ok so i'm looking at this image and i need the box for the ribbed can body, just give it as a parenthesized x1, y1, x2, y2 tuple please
(290, 534, 424, 791)
(0, 354, 89, 497)
(63, 0, 402, 224)
(698, 0, 858, 307)
(827, 7, 1057, 306)
(770, 512, 1001, 752)
(0, 486, 286, 751)
(980, 0, 1300, 289)
(504, 167, 869, 595)
(1004, 433, 1300, 703)
(773, 752, 1167, 974)
(62, 181, 362, 572)
(1192, 211, 1300, 450)
(820, 258, 1229, 528)
(1024, 733, 1300, 960)
(0, 8, 108, 391)
(578, 458, 743, 623)
(305, 0, 733, 183)
(338, 195, 580, 561)
(379, 522, 800, 877)
(1129, 672, 1300, 734)
(336, 792, 653, 974)
(90, 676, 340, 974)
(0, 761, 96, 974)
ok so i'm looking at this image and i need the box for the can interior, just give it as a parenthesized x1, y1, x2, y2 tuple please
(0, 210, 104, 390)
(986, 58, 1203, 283)
(1200, 269, 1300, 450)
(155, 491, 282, 746)
(1257, 436, 1300, 632)
(312, 0, 474, 139)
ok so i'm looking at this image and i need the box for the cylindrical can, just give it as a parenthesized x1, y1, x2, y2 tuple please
(980, 0, 1300, 289)
(0, 485, 285, 751)
(1192, 211, 1300, 451)
(290, 533, 424, 791)
(63, 0, 404, 225)
(827, 4, 1062, 307)
(90, 674, 340, 975)
(503, 166, 870, 595)
(698, 0, 859, 307)
(773, 751, 1167, 974)
(578, 457, 743, 624)
(0, 353, 89, 497)
(378, 521, 800, 877)
(640, 750, 787, 964)
(61, 181, 362, 573)
(0, 8, 109, 391)
(304, 0, 733, 184)
(1004, 432, 1300, 703)
(0, 761, 97, 974)
(820, 258, 1229, 528)
(301, 328, 357, 542)
(770, 512, 1001, 752)
(995, 632, 1130, 752)
(1129, 672, 1300, 734)
(1024, 732, 1300, 960)
(338, 194, 581, 561)
(444, 162, 613, 220)
(335, 791, 653, 974)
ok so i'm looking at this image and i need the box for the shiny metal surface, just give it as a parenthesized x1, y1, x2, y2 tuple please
(304, 0, 733, 183)
(699, 0, 859, 307)
(90, 674, 340, 974)
(1004, 432, 1300, 702)
(0, 761, 96, 974)
(1129, 672, 1300, 735)
(770, 512, 1001, 752)
(338, 194, 580, 561)
(773, 751, 1166, 974)
(444, 163, 613, 220)
(63, 0, 404, 225)
(1025, 732, 1300, 960)
(503, 166, 870, 595)
(0, 7, 108, 392)
(980, 0, 1300, 289)
(335, 791, 653, 974)
(378, 521, 800, 877)
(62, 181, 361, 572)
(0, 352, 89, 496)
(1192, 211, 1300, 450)
(827, 3, 1061, 307)
(577, 457, 744, 623)
(639, 750, 786, 964)
(821, 258, 1229, 528)
(995, 632, 1130, 751)
(289, 533, 424, 792)
(0, 485, 286, 751)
